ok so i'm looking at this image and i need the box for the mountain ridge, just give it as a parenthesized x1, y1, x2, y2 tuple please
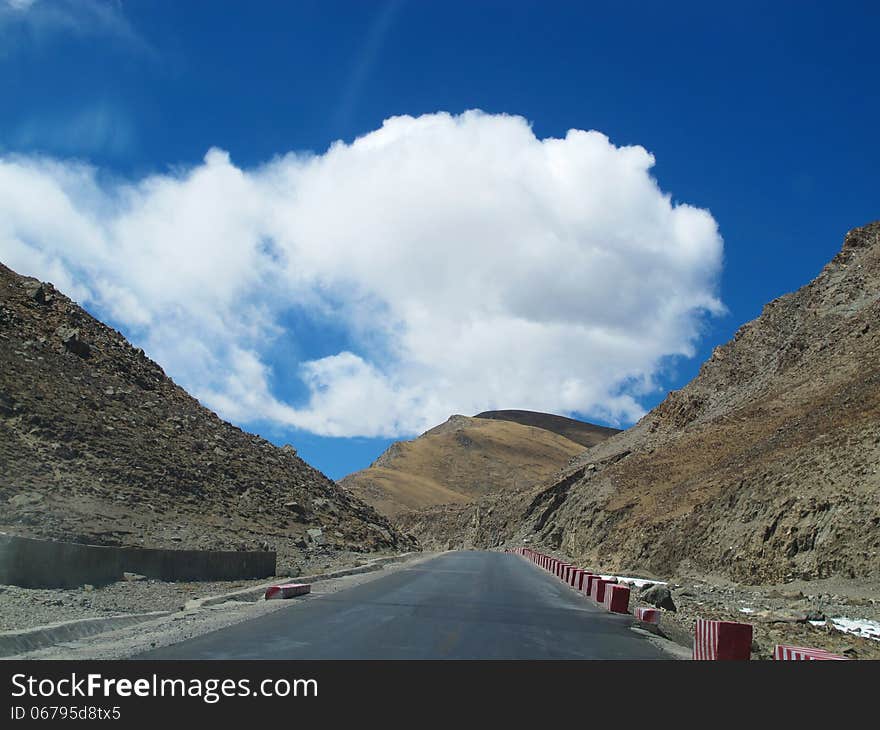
(340, 412, 614, 518)
(0, 262, 412, 574)
(473, 409, 621, 447)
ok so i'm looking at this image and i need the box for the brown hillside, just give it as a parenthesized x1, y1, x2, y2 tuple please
(402, 221, 880, 585)
(474, 409, 620, 447)
(0, 263, 412, 573)
(340, 414, 594, 518)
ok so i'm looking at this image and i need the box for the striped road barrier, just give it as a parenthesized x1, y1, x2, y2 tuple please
(773, 645, 849, 661)
(603, 584, 630, 614)
(693, 618, 753, 660)
(264, 583, 311, 600)
(635, 607, 660, 624)
(590, 578, 614, 604)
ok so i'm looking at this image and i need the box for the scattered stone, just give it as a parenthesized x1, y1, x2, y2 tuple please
(8, 492, 44, 508)
(122, 573, 147, 582)
(284, 501, 307, 516)
(754, 609, 809, 623)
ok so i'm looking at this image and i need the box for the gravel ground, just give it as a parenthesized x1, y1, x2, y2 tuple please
(6, 549, 878, 660)
(638, 575, 880, 660)
(8, 552, 440, 660)
(0, 548, 406, 632)
(526, 551, 880, 659)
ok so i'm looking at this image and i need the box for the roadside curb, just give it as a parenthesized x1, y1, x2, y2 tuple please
(629, 626, 692, 660)
(186, 551, 425, 610)
(0, 552, 425, 658)
(0, 611, 173, 658)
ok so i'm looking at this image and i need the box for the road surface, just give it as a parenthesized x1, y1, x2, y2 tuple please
(136, 551, 671, 659)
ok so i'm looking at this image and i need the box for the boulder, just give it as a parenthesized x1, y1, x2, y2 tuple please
(23, 279, 53, 304)
(641, 584, 677, 612)
(56, 325, 90, 358)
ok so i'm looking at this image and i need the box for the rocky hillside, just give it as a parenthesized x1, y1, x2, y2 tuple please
(474, 409, 620, 447)
(0, 263, 413, 573)
(403, 222, 880, 585)
(340, 414, 597, 518)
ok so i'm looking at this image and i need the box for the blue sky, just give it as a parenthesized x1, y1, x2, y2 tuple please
(1, 1, 878, 479)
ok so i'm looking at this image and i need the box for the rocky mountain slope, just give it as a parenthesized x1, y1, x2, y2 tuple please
(0, 263, 413, 573)
(340, 414, 598, 518)
(474, 409, 620, 447)
(402, 221, 880, 586)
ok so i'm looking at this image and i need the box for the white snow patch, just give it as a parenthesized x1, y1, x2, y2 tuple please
(599, 574, 666, 589)
(739, 607, 755, 614)
(830, 617, 880, 641)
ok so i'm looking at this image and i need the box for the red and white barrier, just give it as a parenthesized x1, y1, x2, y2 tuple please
(603, 584, 630, 614)
(264, 583, 311, 600)
(635, 607, 660, 624)
(693, 618, 753, 660)
(773, 645, 849, 661)
(579, 572, 593, 592)
(570, 568, 585, 588)
(590, 578, 613, 604)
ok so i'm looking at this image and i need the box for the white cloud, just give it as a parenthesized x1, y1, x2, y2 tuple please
(4, 1, 38, 11)
(0, 111, 724, 437)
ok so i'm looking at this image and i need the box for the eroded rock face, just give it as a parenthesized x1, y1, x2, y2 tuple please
(0, 263, 415, 570)
(402, 222, 880, 585)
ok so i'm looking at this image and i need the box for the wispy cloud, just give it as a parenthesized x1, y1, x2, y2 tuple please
(332, 0, 404, 133)
(9, 101, 136, 158)
(1, 0, 152, 55)
(0, 111, 725, 438)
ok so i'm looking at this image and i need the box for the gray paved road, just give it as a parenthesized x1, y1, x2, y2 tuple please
(136, 551, 670, 659)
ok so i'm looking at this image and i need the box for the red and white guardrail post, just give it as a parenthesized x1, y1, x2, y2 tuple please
(693, 618, 753, 660)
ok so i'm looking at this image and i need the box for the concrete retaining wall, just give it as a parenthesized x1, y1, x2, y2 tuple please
(0, 533, 276, 588)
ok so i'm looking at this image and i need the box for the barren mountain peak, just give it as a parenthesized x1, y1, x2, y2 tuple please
(0, 263, 412, 574)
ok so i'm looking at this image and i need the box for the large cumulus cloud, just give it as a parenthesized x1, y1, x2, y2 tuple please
(0, 110, 724, 437)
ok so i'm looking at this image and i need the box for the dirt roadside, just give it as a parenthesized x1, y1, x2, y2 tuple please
(1, 551, 438, 660)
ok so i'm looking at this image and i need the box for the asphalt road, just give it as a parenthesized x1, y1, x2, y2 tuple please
(136, 551, 671, 659)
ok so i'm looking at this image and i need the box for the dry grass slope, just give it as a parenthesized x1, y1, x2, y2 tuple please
(340, 414, 595, 517)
